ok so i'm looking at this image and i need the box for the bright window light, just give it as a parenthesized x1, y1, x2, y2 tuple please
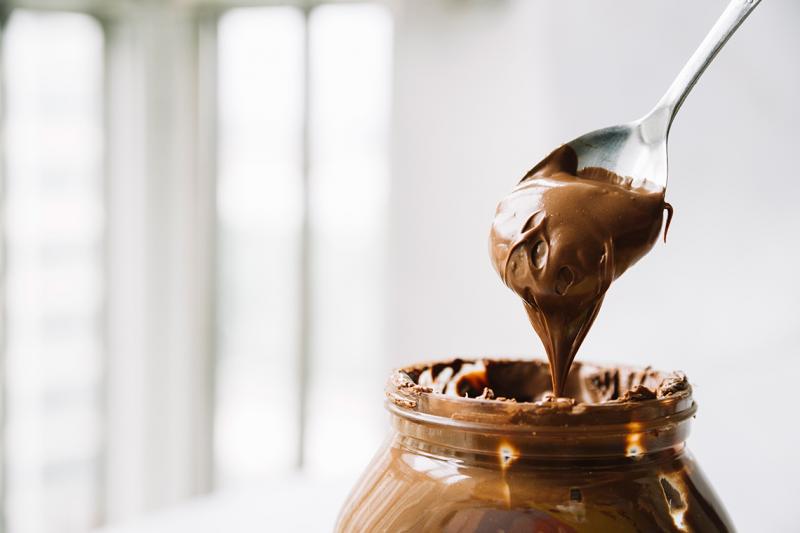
(3, 10, 104, 533)
(305, 2, 392, 475)
(214, 3, 392, 484)
(215, 6, 306, 486)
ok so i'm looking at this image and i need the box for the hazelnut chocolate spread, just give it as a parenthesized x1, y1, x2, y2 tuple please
(395, 357, 689, 409)
(490, 145, 672, 396)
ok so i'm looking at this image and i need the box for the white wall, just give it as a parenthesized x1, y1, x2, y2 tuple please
(387, 1, 800, 530)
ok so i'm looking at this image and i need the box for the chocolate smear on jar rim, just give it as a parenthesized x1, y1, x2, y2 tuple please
(490, 145, 672, 397)
(387, 358, 696, 458)
(394, 357, 689, 406)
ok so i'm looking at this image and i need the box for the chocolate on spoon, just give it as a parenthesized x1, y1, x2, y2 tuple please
(490, 0, 761, 396)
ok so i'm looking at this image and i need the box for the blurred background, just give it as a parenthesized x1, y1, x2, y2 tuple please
(0, 0, 797, 531)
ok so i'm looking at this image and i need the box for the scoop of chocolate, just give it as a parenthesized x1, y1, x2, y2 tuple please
(489, 145, 670, 396)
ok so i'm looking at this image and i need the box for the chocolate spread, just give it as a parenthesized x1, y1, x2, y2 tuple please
(399, 357, 689, 407)
(490, 145, 671, 396)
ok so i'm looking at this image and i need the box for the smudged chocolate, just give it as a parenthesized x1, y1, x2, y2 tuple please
(412, 358, 688, 405)
(490, 145, 669, 395)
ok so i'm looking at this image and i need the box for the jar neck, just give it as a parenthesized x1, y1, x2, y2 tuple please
(386, 358, 697, 465)
(386, 360, 697, 466)
(388, 400, 693, 466)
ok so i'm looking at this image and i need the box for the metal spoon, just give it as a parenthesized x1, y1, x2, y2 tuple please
(568, 0, 762, 192)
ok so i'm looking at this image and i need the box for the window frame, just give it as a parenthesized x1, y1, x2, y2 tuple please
(0, 0, 392, 526)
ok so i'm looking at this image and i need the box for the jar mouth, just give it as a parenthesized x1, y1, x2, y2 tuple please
(386, 357, 696, 432)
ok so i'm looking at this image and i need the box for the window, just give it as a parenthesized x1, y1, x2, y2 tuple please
(215, 3, 392, 485)
(0, 2, 393, 529)
(3, 10, 105, 533)
(305, 3, 392, 475)
(215, 6, 306, 483)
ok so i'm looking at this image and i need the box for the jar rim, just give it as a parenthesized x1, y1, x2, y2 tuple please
(386, 357, 696, 434)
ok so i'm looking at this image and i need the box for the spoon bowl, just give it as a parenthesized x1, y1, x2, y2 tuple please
(568, 114, 668, 193)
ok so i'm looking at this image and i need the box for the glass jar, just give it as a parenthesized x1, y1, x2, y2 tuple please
(336, 359, 734, 532)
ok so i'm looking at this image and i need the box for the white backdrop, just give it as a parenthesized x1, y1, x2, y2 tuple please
(387, 1, 800, 531)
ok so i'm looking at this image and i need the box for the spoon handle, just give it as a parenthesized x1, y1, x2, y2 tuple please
(649, 0, 761, 134)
